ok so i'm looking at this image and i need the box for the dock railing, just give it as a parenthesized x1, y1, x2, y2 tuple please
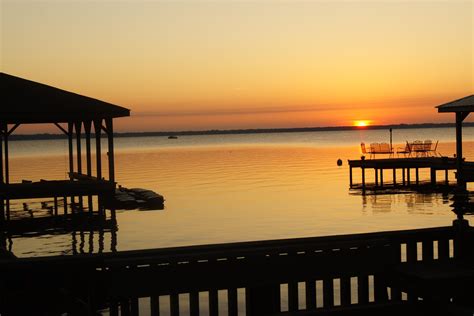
(1, 225, 472, 315)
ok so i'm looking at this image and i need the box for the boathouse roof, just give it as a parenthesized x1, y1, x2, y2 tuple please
(436, 94, 474, 113)
(0, 72, 130, 124)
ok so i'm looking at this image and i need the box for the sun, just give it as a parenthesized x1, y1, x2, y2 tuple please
(354, 120, 371, 127)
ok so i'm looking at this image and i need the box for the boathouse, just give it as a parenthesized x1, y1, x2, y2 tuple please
(0, 73, 130, 222)
(437, 94, 474, 188)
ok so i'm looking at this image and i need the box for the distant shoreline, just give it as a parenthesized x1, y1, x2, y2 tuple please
(10, 122, 474, 141)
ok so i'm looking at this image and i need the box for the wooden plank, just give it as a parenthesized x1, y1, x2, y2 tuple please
(422, 240, 434, 262)
(228, 288, 238, 316)
(110, 301, 119, 316)
(406, 241, 417, 263)
(340, 276, 351, 306)
(288, 281, 298, 311)
(130, 297, 139, 316)
(120, 299, 131, 316)
(170, 294, 179, 316)
(358, 275, 369, 305)
(305, 279, 316, 309)
(438, 238, 450, 261)
(150, 295, 160, 316)
(209, 289, 218, 316)
(323, 278, 334, 308)
(189, 291, 199, 316)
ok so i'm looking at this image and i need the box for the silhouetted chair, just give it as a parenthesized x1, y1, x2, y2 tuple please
(397, 141, 412, 157)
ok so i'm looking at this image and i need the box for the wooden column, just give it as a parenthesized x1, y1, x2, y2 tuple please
(84, 121, 93, 212)
(407, 168, 411, 185)
(0, 125, 4, 222)
(68, 122, 74, 179)
(105, 118, 115, 184)
(375, 168, 379, 187)
(4, 124, 10, 221)
(402, 168, 406, 185)
(415, 168, 419, 185)
(349, 167, 353, 188)
(94, 119, 102, 179)
(380, 169, 384, 187)
(431, 168, 437, 186)
(75, 121, 82, 174)
(75, 121, 83, 210)
(392, 168, 396, 186)
(455, 112, 466, 189)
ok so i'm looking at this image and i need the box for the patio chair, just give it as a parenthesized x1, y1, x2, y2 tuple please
(397, 141, 411, 157)
(361, 142, 373, 158)
(429, 140, 439, 157)
(412, 140, 424, 157)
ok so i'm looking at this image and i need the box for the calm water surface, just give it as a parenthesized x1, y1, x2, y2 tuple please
(8, 127, 474, 257)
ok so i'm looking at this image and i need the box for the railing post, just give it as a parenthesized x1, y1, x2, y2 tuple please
(246, 284, 280, 316)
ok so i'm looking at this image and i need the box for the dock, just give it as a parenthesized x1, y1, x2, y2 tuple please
(348, 157, 474, 193)
(1, 225, 473, 315)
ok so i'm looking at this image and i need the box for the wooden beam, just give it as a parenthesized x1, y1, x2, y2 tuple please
(7, 123, 20, 136)
(54, 123, 68, 136)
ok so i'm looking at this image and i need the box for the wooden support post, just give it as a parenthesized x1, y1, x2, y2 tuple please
(431, 168, 437, 186)
(68, 122, 75, 211)
(445, 169, 449, 185)
(4, 126, 10, 221)
(415, 168, 419, 185)
(63, 196, 68, 215)
(407, 168, 411, 185)
(105, 118, 115, 184)
(361, 167, 366, 193)
(54, 197, 58, 216)
(402, 168, 406, 185)
(84, 120, 93, 212)
(380, 169, 384, 187)
(349, 167, 353, 188)
(375, 168, 379, 187)
(75, 121, 83, 210)
(455, 112, 465, 189)
(0, 127, 4, 222)
(393, 168, 396, 186)
(4, 125, 9, 185)
(68, 122, 74, 178)
(94, 119, 102, 179)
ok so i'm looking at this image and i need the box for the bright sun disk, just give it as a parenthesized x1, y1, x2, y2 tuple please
(354, 120, 370, 127)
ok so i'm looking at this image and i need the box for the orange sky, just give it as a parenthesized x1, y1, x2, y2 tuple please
(2, 1, 473, 133)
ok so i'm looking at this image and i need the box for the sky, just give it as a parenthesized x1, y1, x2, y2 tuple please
(1, 0, 473, 133)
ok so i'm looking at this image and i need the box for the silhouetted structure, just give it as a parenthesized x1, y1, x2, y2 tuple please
(437, 94, 474, 189)
(0, 73, 130, 223)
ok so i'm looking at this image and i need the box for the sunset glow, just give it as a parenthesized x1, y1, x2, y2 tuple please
(354, 120, 371, 127)
(2, 0, 473, 133)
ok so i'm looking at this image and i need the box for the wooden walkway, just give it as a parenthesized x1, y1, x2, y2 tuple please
(348, 157, 474, 193)
(1, 225, 473, 315)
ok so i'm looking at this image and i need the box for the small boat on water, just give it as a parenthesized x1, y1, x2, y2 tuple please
(168, 135, 178, 139)
(109, 187, 165, 210)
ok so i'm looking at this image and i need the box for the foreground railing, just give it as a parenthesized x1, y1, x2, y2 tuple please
(1, 225, 471, 315)
(99, 226, 463, 315)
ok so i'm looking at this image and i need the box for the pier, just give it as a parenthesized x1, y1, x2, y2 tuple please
(348, 157, 474, 193)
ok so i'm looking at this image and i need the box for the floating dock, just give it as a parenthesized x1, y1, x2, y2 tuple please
(348, 157, 474, 193)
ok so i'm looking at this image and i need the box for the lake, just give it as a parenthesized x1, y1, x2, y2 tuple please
(7, 126, 474, 258)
